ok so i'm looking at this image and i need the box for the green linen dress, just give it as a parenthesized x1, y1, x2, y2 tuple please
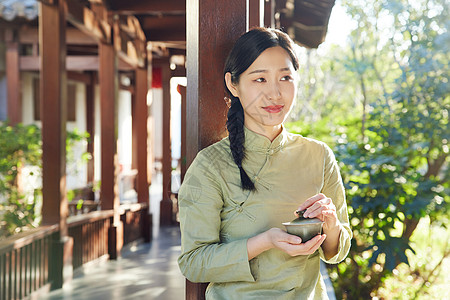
(178, 126, 352, 300)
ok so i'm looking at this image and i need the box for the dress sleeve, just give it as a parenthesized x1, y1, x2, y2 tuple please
(177, 150, 255, 283)
(319, 143, 352, 264)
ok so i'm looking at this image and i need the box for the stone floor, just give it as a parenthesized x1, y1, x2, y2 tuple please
(41, 171, 186, 300)
(41, 225, 185, 300)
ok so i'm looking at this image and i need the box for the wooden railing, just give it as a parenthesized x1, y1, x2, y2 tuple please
(67, 210, 114, 270)
(0, 203, 151, 300)
(120, 203, 151, 245)
(0, 225, 59, 300)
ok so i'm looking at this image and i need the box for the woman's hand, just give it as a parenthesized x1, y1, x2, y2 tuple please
(266, 228, 326, 256)
(296, 193, 342, 259)
(296, 193, 339, 231)
(247, 228, 326, 260)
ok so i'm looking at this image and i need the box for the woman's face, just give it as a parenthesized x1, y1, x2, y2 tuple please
(226, 46, 298, 135)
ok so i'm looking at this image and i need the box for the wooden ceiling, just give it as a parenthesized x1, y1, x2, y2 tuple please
(102, 0, 335, 50)
(1, 0, 335, 66)
(104, 0, 186, 44)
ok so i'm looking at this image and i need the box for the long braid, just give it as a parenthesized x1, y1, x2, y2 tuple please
(226, 98, 256, 191)
(224, 28, 298, 191)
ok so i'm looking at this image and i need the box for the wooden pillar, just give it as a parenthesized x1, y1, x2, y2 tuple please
(86, 72, 95, 184)
(99, 42, 122, 258)
(146, 50, 154, 188)
(185, 0, 247, 298)
(39, 0, 73, 290)
(132, 90, 137, 170)
(178, 84, 187, 182)
(40, 0, 68, 235)
(158, 59, 173, 226)
(5, 29, 21, 125)
(134, 67, 150, 204)
(186, 0, 247, 166)
(131, 73, 137, 172)
(264, 0, 275, 28)
(249, 0, 264, 28)
(134, 67, 152, 241)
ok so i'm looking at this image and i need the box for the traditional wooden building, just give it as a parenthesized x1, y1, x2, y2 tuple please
(0, 0, 336, 299)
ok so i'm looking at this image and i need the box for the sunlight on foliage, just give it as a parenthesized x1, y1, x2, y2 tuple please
(287, 0, 449, 298)
(0, 123, 90, 238)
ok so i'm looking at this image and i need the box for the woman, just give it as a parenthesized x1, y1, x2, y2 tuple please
(178, 27, 352, 299)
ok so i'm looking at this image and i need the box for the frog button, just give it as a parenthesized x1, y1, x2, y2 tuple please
(254, 176, 259, 182)
(267, 149, 274, 155)
(236, 206, 243, 212)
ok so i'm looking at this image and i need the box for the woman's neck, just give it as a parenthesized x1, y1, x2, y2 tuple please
(245, 123, 283, 142)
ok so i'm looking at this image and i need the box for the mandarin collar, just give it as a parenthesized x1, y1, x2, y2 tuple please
(243, 126, 288, 154)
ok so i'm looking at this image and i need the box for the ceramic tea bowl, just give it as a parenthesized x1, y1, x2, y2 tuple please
(282, 210, 324, 242)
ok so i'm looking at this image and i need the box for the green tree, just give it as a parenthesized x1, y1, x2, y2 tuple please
(287, 0, 449, 298)
(0, 123, 90, 238)
(0, 123, 41, 237)
(334, 0, 449, 298)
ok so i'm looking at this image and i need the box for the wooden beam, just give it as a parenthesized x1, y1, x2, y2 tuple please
(169, 48, 186, 56)
(67, 71, 92, 84)
(20, 55, 98, 71)
(106, 0, 185, 13)
(66, 0, 111, 44)
(141, 15, 186, 42)
(145, 30, 186, 42)
(66, 56, 99, 71)
(118, 15, 146, 42)
(140, 15, 186, 31)
(19, 55, 134, 71)
(19, 27, 97, 45)
(185, 0, 247, 297)
(114, 16, 146, 68)
(6, 30, 21, 125)
(115, 35, 145, 68)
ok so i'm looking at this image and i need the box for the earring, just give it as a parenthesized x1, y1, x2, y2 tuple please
(224, 97, 232, 108)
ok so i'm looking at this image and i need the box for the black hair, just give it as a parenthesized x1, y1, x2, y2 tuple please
(224, 27, 299, 191)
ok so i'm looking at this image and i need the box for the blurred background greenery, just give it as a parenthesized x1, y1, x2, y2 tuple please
(0, 124, 89, 237)
(286, 0, 449, 298)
